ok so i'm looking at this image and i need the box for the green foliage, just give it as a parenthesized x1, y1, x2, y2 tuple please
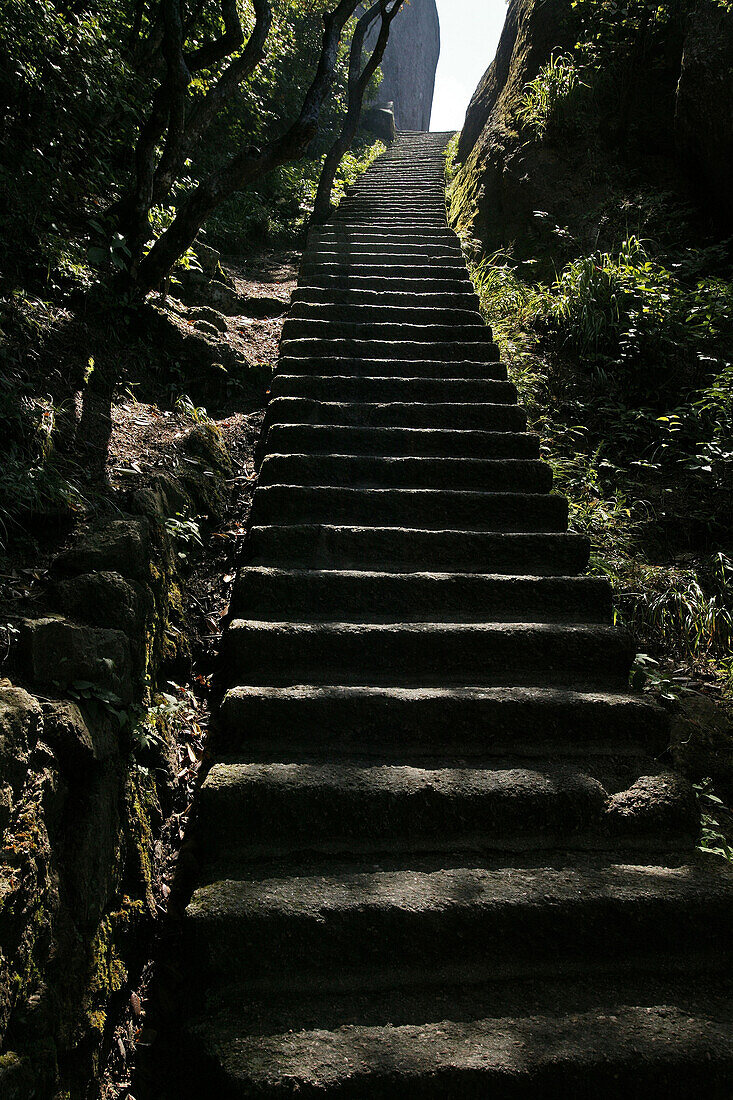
(0, 0, 389, 284)
(0, 0, 137, 289)
(469, 241, 733, 672)
(164, 513, 203, 562)
(174, 394, 213, 426)
(549, 237, 733, 364)
(444, 133, 460, 183)
(572, 0, 692, 74)
(518, 53, 585, 137)
(696, 779, 733, 862)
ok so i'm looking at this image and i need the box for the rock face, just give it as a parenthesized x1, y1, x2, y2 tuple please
(449, 0, 584, 256)
(675, 0, 733, 228)
(450, 0, 733, 255)
(366, 0, 440, 131)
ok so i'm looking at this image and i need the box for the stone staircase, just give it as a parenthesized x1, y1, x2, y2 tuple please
(177, 132, 733, 1095)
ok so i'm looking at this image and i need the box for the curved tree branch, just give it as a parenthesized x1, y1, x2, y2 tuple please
(134, 0, 363, 295)
(184, 0, 244, 72)
(151, 0, 272, 206)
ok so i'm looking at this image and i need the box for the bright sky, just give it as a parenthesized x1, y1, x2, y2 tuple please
(430, 0, 506, 132)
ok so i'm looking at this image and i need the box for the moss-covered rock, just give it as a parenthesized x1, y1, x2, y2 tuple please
(449, 0, 732, 260)
(0, 685, 42, 837)
(56, 571, 152, 637)
(55, 518, 151, 583)
(19, 617, 134, 705)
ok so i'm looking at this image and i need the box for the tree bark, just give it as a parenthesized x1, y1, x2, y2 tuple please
(131, 0, 363, 296)
(151, 0, 273, 207)
(311, 0, 403, 226)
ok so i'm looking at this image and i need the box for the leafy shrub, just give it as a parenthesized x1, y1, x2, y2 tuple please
(468, 245, 733, 671)
(517, 54, 585, 137)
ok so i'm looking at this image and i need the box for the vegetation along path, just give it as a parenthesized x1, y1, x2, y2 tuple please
(173, 132, 733, 1095)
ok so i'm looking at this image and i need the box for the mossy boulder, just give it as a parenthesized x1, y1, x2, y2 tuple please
(56, 571, 153, 647)
(0, 685, 42, 837)
(19, 618, 133, 705)
(55, 518, 151, 583)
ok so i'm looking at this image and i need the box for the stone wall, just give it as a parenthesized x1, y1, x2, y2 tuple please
(0, 424, 232, 1099)
(366, 0, 440, 131)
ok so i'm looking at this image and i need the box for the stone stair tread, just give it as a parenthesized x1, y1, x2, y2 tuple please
(269, 376, 511, 400)
(217, 683, 668, 759)
(184, 859, 733, 988)
(262, 426, 536, 457)
(262, 398, 528, 430)
(196, 760, 696, 857)
(247, 524, 590, 574)
(249, 487, 567, 532)
(223, 619, 633, 689)
(230, 566, 609, 621)
(184, 977, 733, 1098)
(258, 453, 553, 492)
(276, 358, 506, 379)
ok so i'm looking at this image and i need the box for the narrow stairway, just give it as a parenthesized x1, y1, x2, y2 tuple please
(178, 132, 733, 1095)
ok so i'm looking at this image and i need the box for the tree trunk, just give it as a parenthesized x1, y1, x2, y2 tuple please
(311, 0, 403, 226)
(130, 0, 362, 296)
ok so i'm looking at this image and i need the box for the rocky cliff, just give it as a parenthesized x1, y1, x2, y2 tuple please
(366, 0, 440, 131)
(450, 0, 733, 257)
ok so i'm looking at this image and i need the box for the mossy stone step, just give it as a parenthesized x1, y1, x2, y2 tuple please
(246, 525, 590, 574)
(269, 375, 510, 402)
(184, 861, 733, 988)
(217, 684, 668, 759)
(261, 398, 527, 432)
(182, 980, 733, 1099)
(222, 620, 633, 689)
(249, 486, 564, 531)
(230, 567, 609, 623)
(257, 454, 553, 493)
(196, 761, 696, 858)
(262, 424, 537, 458)
(276, 355, 505, 379)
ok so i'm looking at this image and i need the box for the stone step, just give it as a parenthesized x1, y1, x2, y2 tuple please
(257, 454, 553, 493)
(299, 261, 470, 282)
(280, 337, 495, 361)
(302, 246, 463, 264)
(249, 487, 566, 531)
(230, 567, 609, 623)
(330, 219, 452, 230)
(287, 303, 482, 328)
(263, 425, 537, 458)
(308, 231, 460, 247)
(247, 525, 589, 574)
(184, 861, 733, 989)
(306, 238, 461, 254)
(292, 287, 479, 310)
(181, 979, 733, 1098)
(281, 318, 492, 343)
(223, 620, 633, 689)
(262, 398, 527, 431)
(300, 274, 475, 293)
(269, 375, 511, 403)
(196, 762, 695, 858)
(217, 684, 668, 759)
(276, 355, 505, 379)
